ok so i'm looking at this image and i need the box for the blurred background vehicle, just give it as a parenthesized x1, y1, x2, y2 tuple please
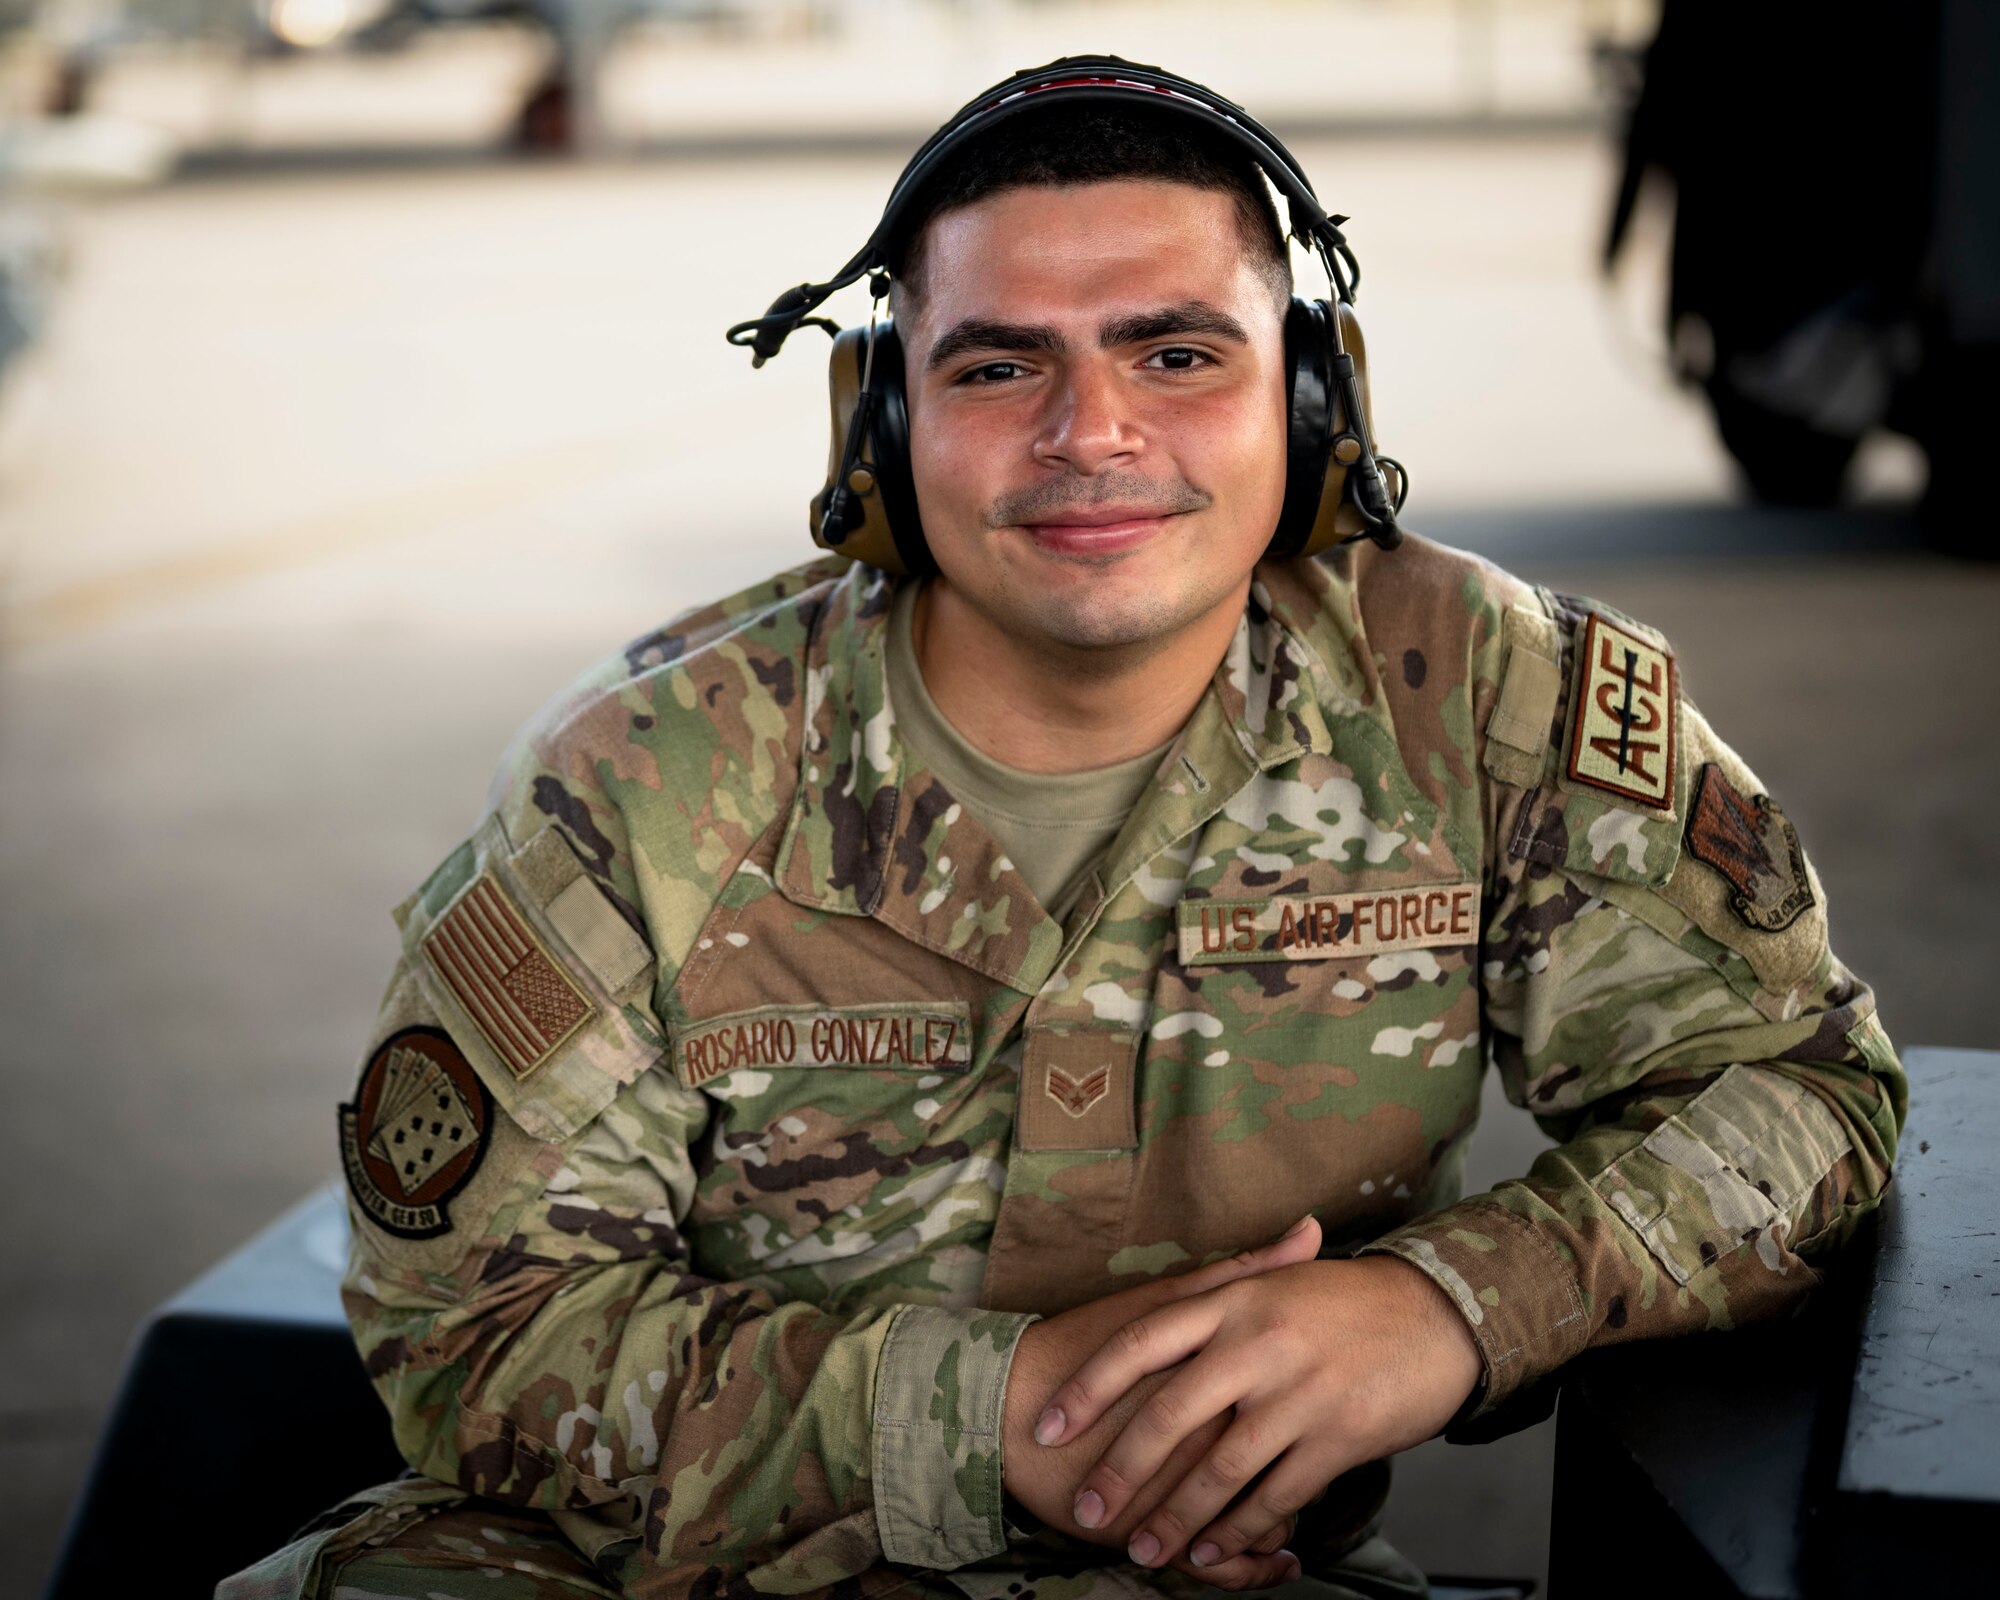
(1603, 0, 1998, 554)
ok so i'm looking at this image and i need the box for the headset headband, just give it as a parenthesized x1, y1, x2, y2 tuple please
(726, 55, 1362, 367)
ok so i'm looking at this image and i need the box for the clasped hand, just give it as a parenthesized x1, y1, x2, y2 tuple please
(1000, 1218, 1482, 1590)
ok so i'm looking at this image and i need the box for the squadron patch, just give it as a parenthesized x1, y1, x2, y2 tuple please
(1685, 763, 1815, 931)
(341, 1027, 492, 1239)
(1566, 613, 1678, 810)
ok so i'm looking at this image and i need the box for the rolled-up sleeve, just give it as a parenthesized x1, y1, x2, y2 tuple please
(871, 1305, 1040, 1568)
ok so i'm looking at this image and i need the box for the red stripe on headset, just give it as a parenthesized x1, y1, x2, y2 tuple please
(977, 76, 1215, 115)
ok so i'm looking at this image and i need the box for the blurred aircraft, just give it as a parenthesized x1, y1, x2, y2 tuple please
(15, 0, 805, 149)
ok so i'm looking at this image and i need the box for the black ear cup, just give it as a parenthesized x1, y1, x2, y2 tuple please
(810, 320, 931, 576)
(1273, 297, 1403, 560)
(1274, 297, 1338, 560)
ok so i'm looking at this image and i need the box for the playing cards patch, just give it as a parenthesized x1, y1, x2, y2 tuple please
(341, 1027, 491, 1239)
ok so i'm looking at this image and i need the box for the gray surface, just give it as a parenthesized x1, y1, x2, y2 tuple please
(1839, 1047, 2000, 1503)
(1545, 1048, 2000, 1600)
(162, 1184, 350, 1326)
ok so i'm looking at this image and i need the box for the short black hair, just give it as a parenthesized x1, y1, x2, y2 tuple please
(886, 102, 1293, 319)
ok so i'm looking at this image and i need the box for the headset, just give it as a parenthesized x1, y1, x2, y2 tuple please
(726, 55, 1409, 577)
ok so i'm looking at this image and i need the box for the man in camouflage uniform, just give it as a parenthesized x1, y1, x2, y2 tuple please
(222, 70, 1904, 1600)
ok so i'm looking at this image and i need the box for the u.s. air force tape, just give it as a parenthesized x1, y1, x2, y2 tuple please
(1176, 883, 1480, 966)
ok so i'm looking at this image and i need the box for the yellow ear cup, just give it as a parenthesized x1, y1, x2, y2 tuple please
(811, 325, 903, 573)
(811, 322, 928, 575)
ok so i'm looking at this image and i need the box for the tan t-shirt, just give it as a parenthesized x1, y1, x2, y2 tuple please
(886, 583, 1173, 922)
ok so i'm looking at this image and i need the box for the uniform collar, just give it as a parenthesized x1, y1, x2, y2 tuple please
(775, 562, 1358, 993)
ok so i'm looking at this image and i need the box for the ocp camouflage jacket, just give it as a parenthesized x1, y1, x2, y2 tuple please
(338, 534, 1904, 1597)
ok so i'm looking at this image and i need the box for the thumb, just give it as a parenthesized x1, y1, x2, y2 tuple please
(1155, 1214, 1321, 1305)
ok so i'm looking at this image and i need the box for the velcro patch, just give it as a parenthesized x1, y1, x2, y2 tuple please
(675, 1003, 972, 1089)
(1177, 884, 1480, 966)
(422, 873, 593, 1082)
(1685, 763, 1815, 931)
(340, 1027, 491, 1240)
(1485, 604, 1563, 784)
(1566, 613, 1678, 810)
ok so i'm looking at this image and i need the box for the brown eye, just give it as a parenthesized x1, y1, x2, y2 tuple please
(1147, 347, 1205, 371)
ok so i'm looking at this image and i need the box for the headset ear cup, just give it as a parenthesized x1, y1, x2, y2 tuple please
(1297, 299, 1399, 558)
(867, 324, 935, 576)
(812, 326, 904, 574)
(810, 321, 932, 576)
(1270, 298, 1333, 560)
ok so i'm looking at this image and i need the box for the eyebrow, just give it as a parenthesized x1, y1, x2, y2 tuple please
(1100, 302, 1251, 349)
(924, 319, 1066, 372)
(923, 300, 1250, 372)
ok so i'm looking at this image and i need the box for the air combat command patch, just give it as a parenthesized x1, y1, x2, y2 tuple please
(340, 1026, 492, 1239)
(1685, 762, 1816, 931)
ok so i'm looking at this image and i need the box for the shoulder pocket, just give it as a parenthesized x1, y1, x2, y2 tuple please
(397, 816, 666, 1141)
(1483, 599, 1563, 790)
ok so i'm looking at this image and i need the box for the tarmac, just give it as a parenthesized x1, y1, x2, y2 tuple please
(2, 20, 1996, 1595)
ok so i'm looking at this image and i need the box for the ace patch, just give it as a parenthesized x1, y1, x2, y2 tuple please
(1567, 612, 1678, 810)
(341, 1027, 492, 1239)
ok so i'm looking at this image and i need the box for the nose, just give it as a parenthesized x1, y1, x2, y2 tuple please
(1035, 359, 1143, 476)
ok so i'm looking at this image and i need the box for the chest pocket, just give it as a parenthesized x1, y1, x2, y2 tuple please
(1130, 861, 1489, 1264)
(656, 869, 1026, 1288)
(1163, 875, 1485, 1094)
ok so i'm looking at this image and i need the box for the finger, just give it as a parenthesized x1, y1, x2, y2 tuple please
(1158, 1216, 1320, 1306)
(1076, 1354, 1255, 1533)
(1034, 1220, 1321, 1452)
(1128, 1415, 1296, 1567)
(1184, 1450, 1339, 1571)
(1171, 1544, 1302, 1592)
(1161, 1497, 1290, 1589)
(1036, 1295, 1227, 1451)
(1247, 1518, 1292, 1555)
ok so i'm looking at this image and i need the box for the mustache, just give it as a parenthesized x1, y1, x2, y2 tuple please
(984, 473, 1211, 528)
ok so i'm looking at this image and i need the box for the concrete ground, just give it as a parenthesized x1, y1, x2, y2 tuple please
(2, 101, 1993, 1599)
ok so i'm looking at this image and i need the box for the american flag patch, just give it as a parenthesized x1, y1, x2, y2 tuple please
(423, 873, 593, 1081)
